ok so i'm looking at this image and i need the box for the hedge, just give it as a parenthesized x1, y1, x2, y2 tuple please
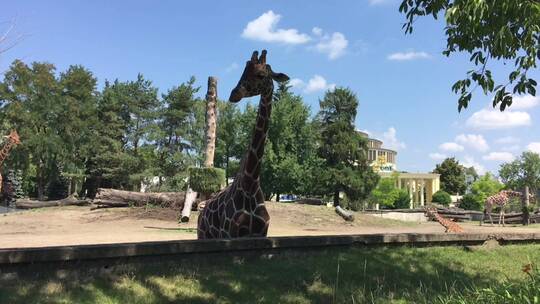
(188, 167, 226, 193)
(432, 190, 452, 206)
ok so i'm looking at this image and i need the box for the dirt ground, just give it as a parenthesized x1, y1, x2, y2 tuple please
(0, 202, 538, 248)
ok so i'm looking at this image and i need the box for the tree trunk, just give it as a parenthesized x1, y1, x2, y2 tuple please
(180, 187, 197, 222)
(95, 188, 185, 209)
(181, 77, 218, 222)
(523, 186, 530, 226)
(335, 206, 354, 221)
(204, 76, 218, 167)
(16, 195, 90, 209)
(333, 189, 340, 207)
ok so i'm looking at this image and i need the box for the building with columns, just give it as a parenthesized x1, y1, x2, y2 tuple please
(359, 131, 440, 208)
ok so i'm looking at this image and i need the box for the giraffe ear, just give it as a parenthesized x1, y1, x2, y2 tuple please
(271, 72, 289, 83)
(267, 64, 289, 83)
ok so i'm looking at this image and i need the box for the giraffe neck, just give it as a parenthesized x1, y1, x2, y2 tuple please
(0, 140, 15, 167)
(238, 88, 273, 194)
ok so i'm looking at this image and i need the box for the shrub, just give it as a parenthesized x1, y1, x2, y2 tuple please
(393, 189, 411, 209)
(432, 190, 452, 206)
(459, 193, 483, 210)
(188, 167, 225, 193)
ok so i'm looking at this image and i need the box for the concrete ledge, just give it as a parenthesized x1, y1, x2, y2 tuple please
(1, 233, 540, 265)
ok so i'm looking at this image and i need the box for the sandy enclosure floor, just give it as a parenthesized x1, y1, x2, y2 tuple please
(0, 202, 538, 248)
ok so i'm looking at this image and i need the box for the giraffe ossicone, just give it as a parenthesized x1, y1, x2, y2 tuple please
(197, 50, 289, 239)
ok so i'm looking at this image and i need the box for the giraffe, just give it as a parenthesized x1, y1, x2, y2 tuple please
(425, 207, 465, 233)
(482, 190, 532, 226)
(197, 50, 289, 239)
(0, 130, 21, 194)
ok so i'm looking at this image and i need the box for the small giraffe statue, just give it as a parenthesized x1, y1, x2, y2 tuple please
(483, 190, 531, 226)
(425, 207, 464, 233)
(197, 50, 289, 239)
(0, 130, 21, 193)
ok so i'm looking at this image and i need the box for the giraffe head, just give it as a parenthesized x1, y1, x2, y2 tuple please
(229, 50, 289, 103)
(4, 130, 20, 145)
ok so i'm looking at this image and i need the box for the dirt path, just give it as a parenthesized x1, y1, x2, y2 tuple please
(0, 202, 537, 248)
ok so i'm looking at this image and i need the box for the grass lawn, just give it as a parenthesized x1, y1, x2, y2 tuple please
(1, 244, 539, 303)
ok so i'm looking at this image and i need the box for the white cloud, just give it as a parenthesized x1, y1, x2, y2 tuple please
(289, 78, 305, 89)
(429, 153, 447, 160)
(482, 152, 515, 162)
(455, 134, 489, 152)
(527, 142, 540, 154)
(495, 136, 520, 144)
(314, 31, 348, 60)
(466, 109, 531, 129)
(241, 11, 310, 44)
(387, 51, 431, 61)
(312, 27, 322, 36)
(304, 75, 336, 93)
(461, 156, 486, 175)
(225, 62, 239, 72)
(439, 142, 464, 152)
(510, 95, 540, 110)
(382, 127, 406, 151)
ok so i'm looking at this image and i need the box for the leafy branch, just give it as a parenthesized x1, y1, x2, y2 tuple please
(400, 0, 539, 111)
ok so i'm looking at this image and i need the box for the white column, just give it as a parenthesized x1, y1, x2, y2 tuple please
(420, 180, 425, 206)
(408, 181, 413, 209)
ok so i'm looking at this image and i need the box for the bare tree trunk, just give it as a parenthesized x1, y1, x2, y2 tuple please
(204, 76, 218, 167)
(95, 188, 185, 209)
(333, 189, 340, 207)
(523, 186, 530, 226)
(181, 77, 218, 222)
(335, 206, 354, 221)
(16, 195, 90, 209)
(180, 187, 197, 222)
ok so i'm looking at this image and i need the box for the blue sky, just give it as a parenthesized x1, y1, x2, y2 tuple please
(2, 0, 539, 175)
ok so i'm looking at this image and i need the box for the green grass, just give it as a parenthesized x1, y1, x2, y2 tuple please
(1, 244, 539, 303)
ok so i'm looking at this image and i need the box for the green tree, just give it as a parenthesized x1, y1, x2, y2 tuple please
(0, 61, 65, 199)
(464, 166, 479, 193)
(84, 79, 136, 195)
(400, 0, 540, 111)
(370, 178, 400, 208)
(215, 101, 242, 181)
(459, 172, 503, 210)
(431, 190, 452, 206)
(433, 157, 466, 195)
(316, 87, 379, 206)
(58, 65, 99, 195)
(261, 82, 317, 200)
(153, 77, 200, 190)
(393, 189, 411, 209)
(499, 151, 540, 196)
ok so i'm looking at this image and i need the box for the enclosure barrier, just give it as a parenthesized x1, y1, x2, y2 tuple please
(1, 232, 540, 265)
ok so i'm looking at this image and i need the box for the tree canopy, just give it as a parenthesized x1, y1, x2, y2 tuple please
(316, 87, 379, 206)
(499, 151, 540, 195)
(0, 60, 382, 205)
(433, 157, 466, 195)
(400, 0, 540, 111)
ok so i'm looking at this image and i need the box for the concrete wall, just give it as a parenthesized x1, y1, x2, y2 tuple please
(367, 211, 428, 222)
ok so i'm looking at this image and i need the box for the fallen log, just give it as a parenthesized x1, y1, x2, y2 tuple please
(335, 206, 354, 222)
(95, 188, 185, 209)
(296, 198, 324, 205)
(90, 199, 130, 210)
(180, 187, 197, 222)
(15, 196, 90, 209)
